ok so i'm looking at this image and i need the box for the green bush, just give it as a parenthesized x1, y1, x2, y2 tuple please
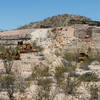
(54, 66, 66, 86)
(0, 46, 19, 60)
(55, 50, 61, 57)
(63, 52, 76, 62)
(78, 72, 99, 82)
(83, 52, 100, 65)
(32, 66, 50, 80)
(54, 66, 80, 95)
(37, 78, 52, 88)
(90, 85, 98, 100)
(31, 66, 52, 100)
(89, 53, 100, 61)
(0, 46, 5, 52)
(35, 78, 52, 100)
(0, 74, 15, 87)
(54, 63, 77, 84)
(61, 75, 80, 95)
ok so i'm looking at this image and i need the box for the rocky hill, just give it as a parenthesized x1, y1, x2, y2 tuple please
(1, 14, 100, 100)
(18, 14, 100, 29)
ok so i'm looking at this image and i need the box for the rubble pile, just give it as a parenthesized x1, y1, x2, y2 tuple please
(48, 26, 76, 52)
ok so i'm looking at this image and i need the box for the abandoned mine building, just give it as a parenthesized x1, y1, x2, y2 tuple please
(0, 29, 34, 45)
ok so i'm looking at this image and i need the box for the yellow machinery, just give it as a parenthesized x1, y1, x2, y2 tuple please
(0, 47, 20, 60)
(18, 43, 34, 53)
(0, 41, 42, 60)
(77, 52, 88, 62)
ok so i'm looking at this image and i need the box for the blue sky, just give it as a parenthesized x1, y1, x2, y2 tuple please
(0, 0, 100, 30)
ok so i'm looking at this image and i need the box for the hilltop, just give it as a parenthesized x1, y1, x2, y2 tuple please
(18, 14, 100, 29)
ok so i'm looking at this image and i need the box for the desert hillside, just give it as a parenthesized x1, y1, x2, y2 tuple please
(0, 15, 100, 100)
(18, 14, 100, 29)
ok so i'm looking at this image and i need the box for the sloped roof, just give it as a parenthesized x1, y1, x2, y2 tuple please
(0, 29, 34, 39)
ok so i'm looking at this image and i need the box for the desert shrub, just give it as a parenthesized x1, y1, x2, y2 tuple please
(53, 33, 58, 39)
(54, 64, 76, 84)
(78, 72, 99, 82)
(31, 66, 52, 100)
(37, 78, 52, 97)
(63, 52, 76, 62)
(83, 52, 100, 65)
(37, 78, 52, 88)
(32, 66, 50, 80)
(66, 63, 76, 77)
(89, 85, 98, 100)
(54, 66, 80, 96)
(55, 50, 61, 57)
(54, 66, 66, 87)
(54, 65, 79, 95)
(35, 78, 52, 100)
(0, 74, 15, 88)
(0, 74, 15, 100)
(0, 46, 5, 52)
(62, 62, 77, 77)
(0, 50, 29, 100)
(0, 73, 29, 100)
(1, 46, 19, 60)
(89, 53, 100, 62)
(61, 75, 80, 95)
(3, 60, 13, 74)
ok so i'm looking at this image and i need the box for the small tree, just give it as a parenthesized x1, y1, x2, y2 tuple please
(36, 78, 52, 100)
(0, 74, 15, 100)
(0, 51, 15, 100)
(60, 74, 80, 96)
(31, 66, 52, 100)
(54, 66, 80, 98)
(54, 66, 66, 88)
(78, 72, 99, 82)
(0, 48, 29, 100)
(89, 85, 99, 100)
(3, 60, 13, 74)
(0, 73, 29, 100)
